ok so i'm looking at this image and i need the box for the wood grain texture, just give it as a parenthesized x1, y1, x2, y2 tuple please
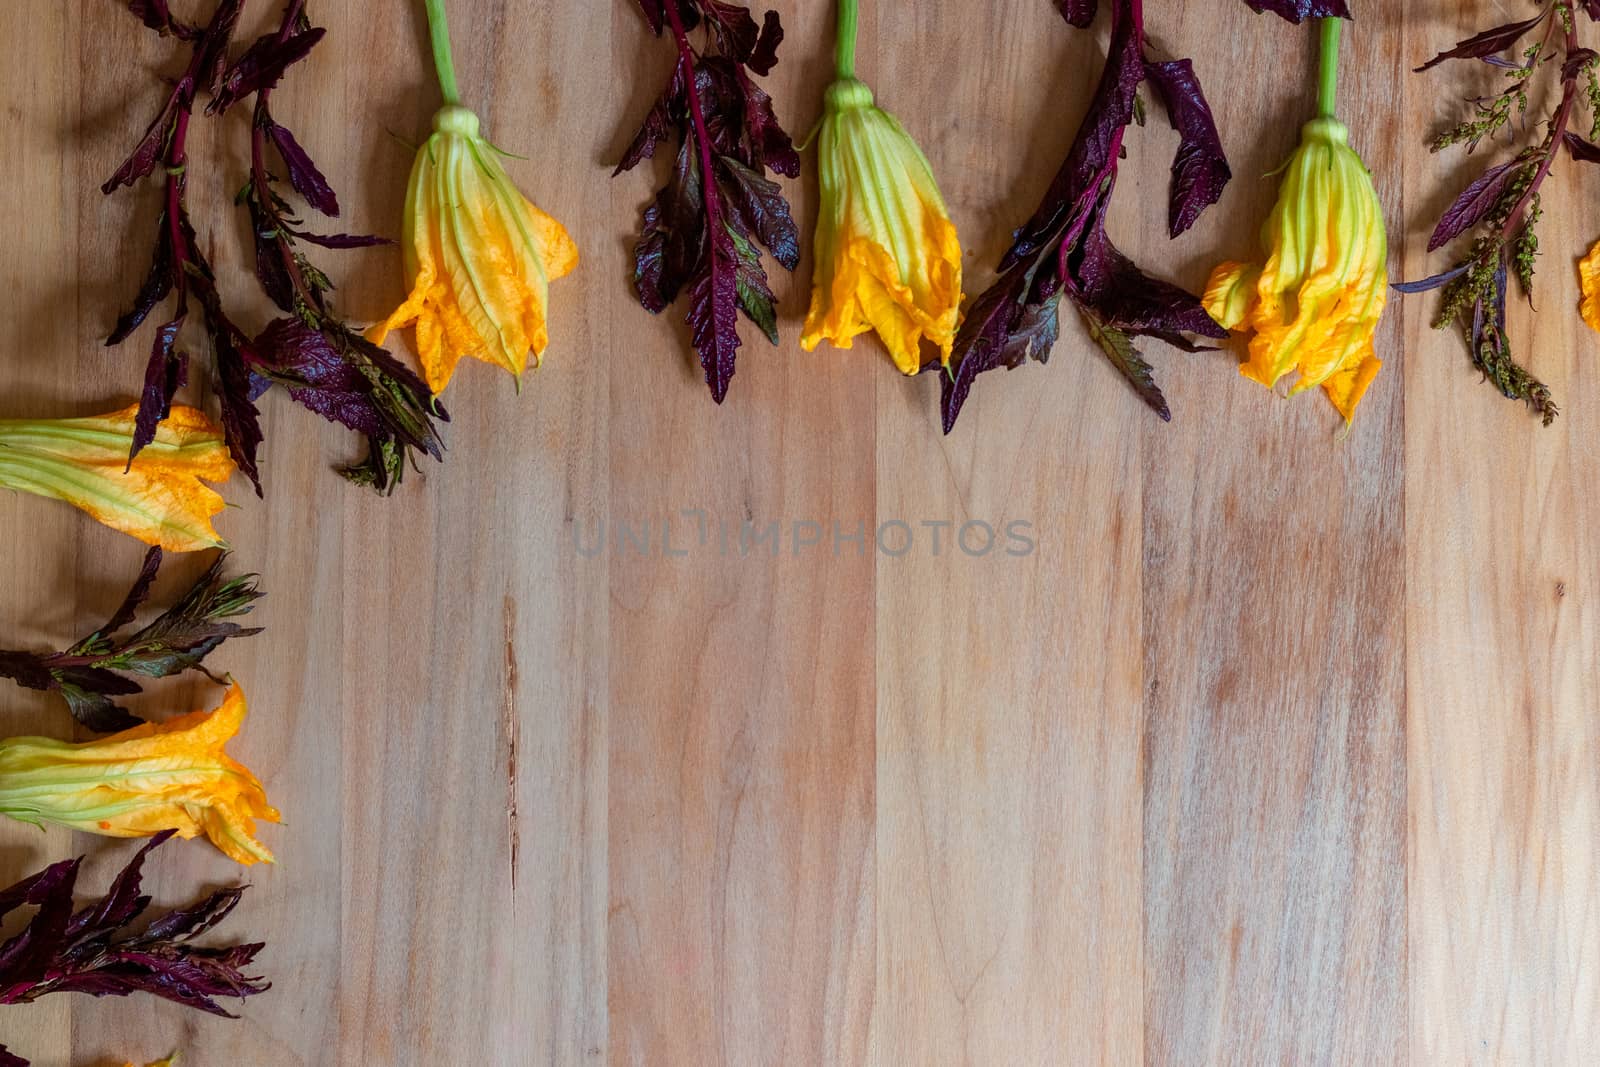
(0, 2, 1595, 1066)
(1404, 4, 1600, 1063)
(1139, 5, 1408, 1064)
(868, 5, 1144, 1064)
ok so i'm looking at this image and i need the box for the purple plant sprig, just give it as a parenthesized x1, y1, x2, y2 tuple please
(616, 0, 799, 403)
(213, 0, 447, 492)
(0, 832, 269, 1067)
(0, 546, 263, 733)
(940, 0, 1231, 432)
(106, 0, 271, 491)
(1400, 0, 1600, 425)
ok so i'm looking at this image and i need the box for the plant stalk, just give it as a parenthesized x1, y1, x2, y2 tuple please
(1317, 17, 1342, 119)
(423, 0, 462, 105)
(836, 0, 859, 81)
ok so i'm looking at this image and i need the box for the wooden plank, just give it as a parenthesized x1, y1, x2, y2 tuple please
(1404, 2, 1600, 1061)
(867, 6, 1144, 1064)
(334, 1, 610, 1064)
(1139, 6, 1408, 1063)
(0, 2, 84, 1065)
(604, 4, 877, 1065)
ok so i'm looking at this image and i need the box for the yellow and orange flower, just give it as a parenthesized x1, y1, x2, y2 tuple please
(124, 1057, 177, 1067)
(0, 683, 278, 865)
(0, 404, 233, 552)
(801, 78, 962, 375)
(1203, 116, 1388, 423)
(1579, 240, 1600, 335)
(369, 105, 579, 394)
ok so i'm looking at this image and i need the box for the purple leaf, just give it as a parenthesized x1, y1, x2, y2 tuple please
(716, 156, 799, 270)
(1241, 0, 1351, 21)
(94, 547, 163, 639)
(1056, 0, 1098, 27)
(748, 10, 783, 76)
(290, 230, 391, 249)
(102, 95, 180, 193)
(269, 122, 340, 216)
(1563, 130, 1600, 163)
(632, 0, 665, 34)
(1429, 159, 1519, 251)
(1143, 58, 1231, 237)
(1072, 207, 1227, 340)
(686, 220, 743, 403)
(215, 339, 265, 496)
(634, 138, 703, 312)
(210, 26, 326, 113)
(614, 67, 683, 175)
(1077, 302, 1171, 421)
(1416, 13, 1548, 72)
(108, 218, 176, 343)
(255, 317, 391, 437)
(125, 0, 197, 38)
(1392, 265, 1469, 294)
(131, 314, 188, 463)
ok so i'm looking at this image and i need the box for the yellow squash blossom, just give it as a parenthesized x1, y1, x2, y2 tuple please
(800, 0, 961, 374)
(0, 404, 234, 552)
(1203, 20, 1387, 423)
(0, 683, 278, 865)
(369, 0, 577, 394)
(1579, 240, 1600, 334)
(124, 1057, 177, 1067)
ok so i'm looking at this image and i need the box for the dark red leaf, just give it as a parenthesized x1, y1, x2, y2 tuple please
(1564, 130, 1600, 162)
(616, 64, 686, 176)
(210, 26, 326, 113)
(634, 139, 703, 312)
(269, 121, 340, 217)
(687, 220, 743, 403)
(125, 0, 197, 38)
(108, 216, 176, 344)
(1241, 0, 1351, 21)
(716, 156, 799, 270)
(633, 0, 665, 34)
(1144, 58, 1231, 237)
(290, 230, 391, 249)
(1056, 0, 1097, 27)
(1071, 206, 1227, 340)
(131, 313, 188, 465)
(1416, 14, 1548, 72)
(98, 546, 164, 638)
(748, 10, 783, 76)
(1428, 159, 1519, 251)
(102, 95, 180, 193)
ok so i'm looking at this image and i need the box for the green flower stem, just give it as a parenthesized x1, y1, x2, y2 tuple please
(836, 0, 859, 81)
(1317, 17, 1342, 119)
(424, 0, 463, 106)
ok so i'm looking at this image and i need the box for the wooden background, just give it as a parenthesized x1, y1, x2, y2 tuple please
(1, 1, 1596, 1063)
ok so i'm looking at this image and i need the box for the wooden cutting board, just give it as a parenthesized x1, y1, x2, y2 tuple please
(1, 1, 1594, 1063)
